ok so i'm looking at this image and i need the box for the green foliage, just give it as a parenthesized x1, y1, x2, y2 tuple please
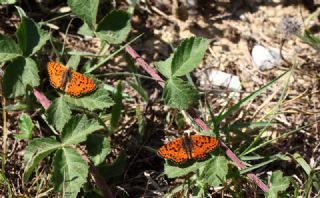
(155, 37, 209, 109)
(86, 134, 111, 166)
(100, 152, 127, 179)
(298, 30, 320, 50)
(47, 97, 72, 132)
(67, 0, 99, 30)
(3, 57, 40, 97)
(51, 147, 89, 198)
(201, 156, 228, 187)
(265, 170, 290, 198)
(23, 137, 61, 182)
(16, 15, 49, 56)
(163, 77, 199, 109)
(14, 113, 34, 140)
(171, 37, 210, 77)
(61, 114, 103, 145)
(96, 10, 132, 44)
(63, 85, 114, 111)
(110, 81, 123, 131)
(0, 34, 22, 62)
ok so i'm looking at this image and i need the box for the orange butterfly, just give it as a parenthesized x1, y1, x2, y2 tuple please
(47, 61, 96, 97)
(157, 134, 219, 164)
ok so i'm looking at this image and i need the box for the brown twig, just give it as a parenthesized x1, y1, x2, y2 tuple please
(125, 45, 269, 192)
(32, 89, 114, 198)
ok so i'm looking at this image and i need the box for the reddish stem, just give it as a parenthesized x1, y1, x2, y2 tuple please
(125, 45, 269, 192)
(33, 88, 51, 110)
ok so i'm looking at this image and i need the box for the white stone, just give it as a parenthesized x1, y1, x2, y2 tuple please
(200, 69, 242, 92)
(252, 45, 282, 70)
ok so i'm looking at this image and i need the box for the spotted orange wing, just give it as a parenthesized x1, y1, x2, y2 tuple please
(47, 61, 68, 90)
(190, 135, 219, 159)
(65, 70, 96, 97)
(157, 137, 189, 164)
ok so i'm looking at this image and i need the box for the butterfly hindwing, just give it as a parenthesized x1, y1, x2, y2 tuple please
(65, 70, 96, 97)
(190, 135, 218, 159)
(157, 137, 189, 164)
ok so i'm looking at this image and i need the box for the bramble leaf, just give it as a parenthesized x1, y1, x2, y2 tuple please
(61, 114, 103, 145)
(265, 170, 290, 198)
(67, 0, 99, 30)
(23, 137, 60, 182)
(96, 10, 131, 44)
(64, 84, 114, 111)
(14, 113, 34, 139)
(51, 147, 88, 197)
(155, 54, 173, 78)
(3, 57, 40, 97)
(0, 34, 22, 62)
(47, 97, 72, 132)
(201, 156, 228, 186)
(86, 134, 111, 166)
(171, 37, 210, 77)
(16, 15, 49, 56)
(163, 77, 199, 109)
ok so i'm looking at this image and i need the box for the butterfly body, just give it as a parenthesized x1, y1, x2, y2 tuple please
(47, 61, 96, 97)
(158, 134, 219, 164)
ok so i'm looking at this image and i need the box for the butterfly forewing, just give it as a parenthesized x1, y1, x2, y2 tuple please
(190, 136, 218, 159)
(47, 61, 96, 97)
(47, 61, 68, 89)
(65, 70, 96, 97)
(157, 137, 189, 163)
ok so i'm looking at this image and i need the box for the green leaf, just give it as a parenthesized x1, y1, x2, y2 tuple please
(0, 34, 22, 62)
(3, 57, 40, 98)
(23, 137, 60, 182)
(77, 23, 94, 37)
(67, 0, 99, 30)
(64, 85, 114, 111)
(66, 55, 80, 70)
(61, 114, 103, 145)
(110, 81, 122, 131)
(164, 160, 209, 178)
(0, 0, 16, 4)
(128, 81, 148, 102)
(298, 30, 320, 50)
(265, 170, 290, 198)
(86, 134, 111, 166)
(51, 147, 88, 197)
(96, 10, 131, 44)
(163, 77, 199, 109)
(293, 153, 311, 175)
(16, 15, 49, 56)
(171, 37, 210, 77)
(201, 156, 228, 186)
(155, 54, 173, 78)
(47, 97, 72, 132)
(14, 113, 34, 139)
(99, 152, 126, 179)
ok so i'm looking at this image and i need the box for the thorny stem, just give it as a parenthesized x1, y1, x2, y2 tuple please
(125, 45, 269, 192)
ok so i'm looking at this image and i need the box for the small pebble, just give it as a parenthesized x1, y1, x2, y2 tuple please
(252, 45, 282, 70)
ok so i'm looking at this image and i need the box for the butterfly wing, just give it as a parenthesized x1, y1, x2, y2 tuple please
(47, 61, 68, 90)
(157, 137, 189, 164)
(190, 136, 219, 159)
(65, 70, 96, 97)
